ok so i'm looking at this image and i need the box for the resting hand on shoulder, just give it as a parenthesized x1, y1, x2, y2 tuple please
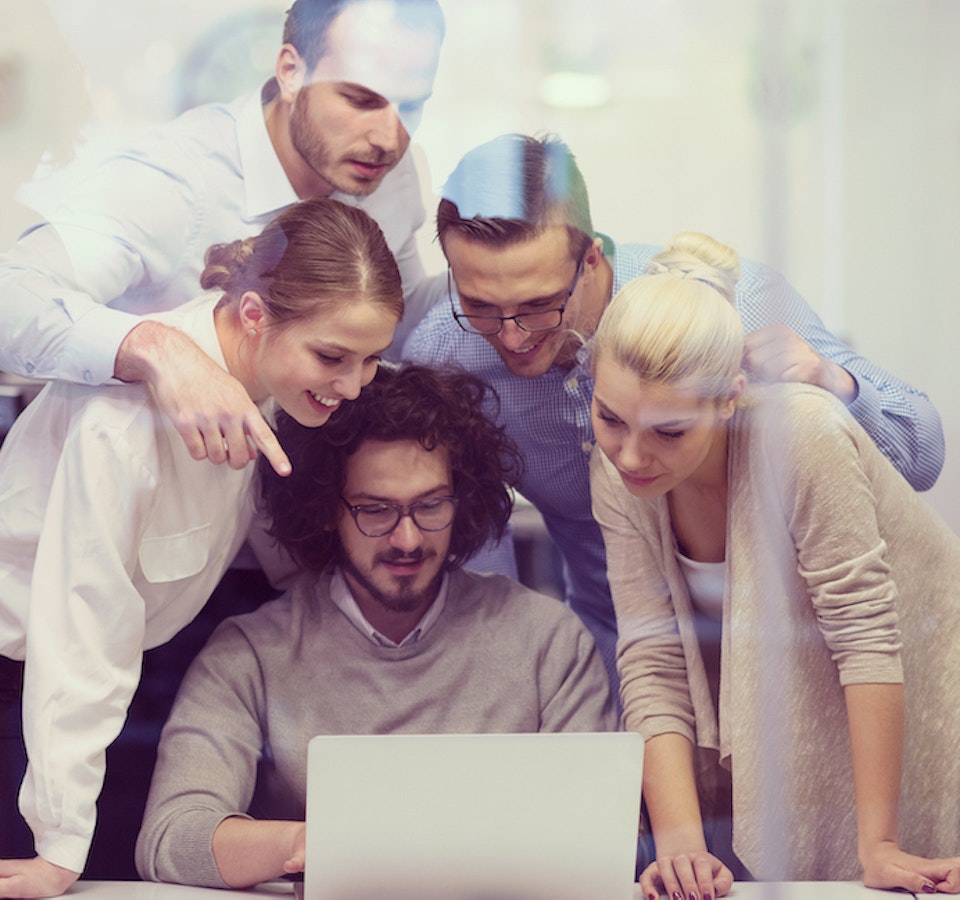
(861, 840, 960, 894)
(0, 855, 80, 899)
(638, 849, 734, 900)
(743, 323, 857, 404)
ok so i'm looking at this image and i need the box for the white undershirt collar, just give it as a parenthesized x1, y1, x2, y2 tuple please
(329, 567, 448, 648)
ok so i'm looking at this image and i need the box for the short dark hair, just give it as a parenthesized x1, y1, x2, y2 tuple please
(259, 364, 522, 572)
(284, 0, 445, 71)
(437, 133, 594, 260)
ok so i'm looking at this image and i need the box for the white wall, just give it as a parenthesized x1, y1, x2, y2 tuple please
(3, 0, 957, 526)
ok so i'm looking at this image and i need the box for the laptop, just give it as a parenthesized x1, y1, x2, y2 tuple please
(302, 731, 644, 900)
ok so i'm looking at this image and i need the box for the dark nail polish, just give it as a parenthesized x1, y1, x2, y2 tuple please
(922, 884, 936, 894)
(672, 892, 683, 900)
(690, 892, 700, 900)
(704, 894, 713, 900)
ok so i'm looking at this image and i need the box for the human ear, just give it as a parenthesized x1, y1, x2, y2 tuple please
(238, 291, 269, 333)
(275, 44, 308, 103)
(583, 236, 605, 271)
(718, 373, 746, 420)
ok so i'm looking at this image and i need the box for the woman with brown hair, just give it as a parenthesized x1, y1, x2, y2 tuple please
(0, 197, 402, 898)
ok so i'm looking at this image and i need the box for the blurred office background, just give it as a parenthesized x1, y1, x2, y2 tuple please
(1, 0, 957, 876)
(2, 0, 958, 533)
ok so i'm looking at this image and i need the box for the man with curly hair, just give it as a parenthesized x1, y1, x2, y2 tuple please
(134, 363, 616, 890)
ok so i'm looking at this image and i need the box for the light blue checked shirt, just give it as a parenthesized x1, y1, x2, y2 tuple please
(403, 238, 944, 689)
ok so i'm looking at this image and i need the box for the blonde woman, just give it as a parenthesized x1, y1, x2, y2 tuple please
(589, 232, 960, 899)
(0, 198, 402, 898)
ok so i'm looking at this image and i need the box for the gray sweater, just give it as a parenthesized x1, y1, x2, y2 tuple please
(135, 567, 617, 886)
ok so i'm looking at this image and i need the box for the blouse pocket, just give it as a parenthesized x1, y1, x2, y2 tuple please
(138, 523, 212, 584)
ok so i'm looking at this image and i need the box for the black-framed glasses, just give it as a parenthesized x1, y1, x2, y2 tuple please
(340, 496, 459, 538)
(449, 255, 585, 336)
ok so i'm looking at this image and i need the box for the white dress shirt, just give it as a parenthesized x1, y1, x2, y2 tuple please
(0, 86, 443, 386)
(0, 294, 258, 873)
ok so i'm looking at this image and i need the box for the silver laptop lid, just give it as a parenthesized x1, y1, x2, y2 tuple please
(304, 731, 643, 900)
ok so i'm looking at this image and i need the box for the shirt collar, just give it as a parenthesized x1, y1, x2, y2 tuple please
(236, 85, 299, 220)
(329, 567, 448, 648)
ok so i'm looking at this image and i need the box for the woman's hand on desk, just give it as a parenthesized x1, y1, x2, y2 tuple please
(637, 850, 733, 900)
(861, 840, 960, 894)
(0, 854, 79, 898)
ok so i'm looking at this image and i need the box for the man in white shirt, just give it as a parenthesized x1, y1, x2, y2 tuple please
(134, 363, 616, 889)
(0, 0, 446, 478)
(0, 3, 445, 897)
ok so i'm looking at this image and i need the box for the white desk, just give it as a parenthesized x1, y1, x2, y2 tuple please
(723, 884, 915, 899)
(68, 882, 293, 898)
(68, 882, 913, 899)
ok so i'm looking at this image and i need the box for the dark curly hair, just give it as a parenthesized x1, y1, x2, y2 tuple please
(258, 363, 523, 573)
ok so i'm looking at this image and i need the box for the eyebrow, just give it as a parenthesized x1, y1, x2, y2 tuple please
(311, 341, 387, 357)
(458, 286, 567, 310)
(338, 82, 389, 103)
(346, 483, 453, 504)
(593, 396, 697, 429)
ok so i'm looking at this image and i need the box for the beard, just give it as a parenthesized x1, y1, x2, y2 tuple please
(289, 93, 396, 198)
(338, 546, 446, 614)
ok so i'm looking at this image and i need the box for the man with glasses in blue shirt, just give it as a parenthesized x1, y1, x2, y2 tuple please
(404, 132, 945, 692)
(135, 363, 615, 889)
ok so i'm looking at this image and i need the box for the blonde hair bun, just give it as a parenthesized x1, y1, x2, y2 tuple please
(591, 230, 745, 399)
(645, 231, 741, 303)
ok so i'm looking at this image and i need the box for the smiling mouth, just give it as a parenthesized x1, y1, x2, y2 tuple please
(505, 335, 547, 357)
(310, 391, 340, 408)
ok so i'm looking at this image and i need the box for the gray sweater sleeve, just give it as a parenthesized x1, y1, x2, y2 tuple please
(535, 598, 620, 734)
(135, 620, 265, 886)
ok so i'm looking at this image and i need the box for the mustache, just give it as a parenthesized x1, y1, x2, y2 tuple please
(377, 548, 426, 564)
(351, 148, 395, 166)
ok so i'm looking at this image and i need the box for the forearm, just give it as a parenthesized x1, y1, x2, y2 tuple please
(739, 262, 945, 489)
(642, 732, 708, 855)
(21, 456, 150, 874)
(844, 682, 905, 857)
(844, 371, 944, 491)
(211, 817, 305, 888)
(0, 263, 137, 385)
(0, 222, 147, 385)
(114, 319, 194, 384)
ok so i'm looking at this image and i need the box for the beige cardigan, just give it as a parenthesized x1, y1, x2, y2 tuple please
(591, 383, 960, 880)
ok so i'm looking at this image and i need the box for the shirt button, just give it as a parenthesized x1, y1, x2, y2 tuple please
(25, 361, 36, 374)
(581, 440, 594, 454)
(565, 375, 579, 391)
(82, 370, 94, 383)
